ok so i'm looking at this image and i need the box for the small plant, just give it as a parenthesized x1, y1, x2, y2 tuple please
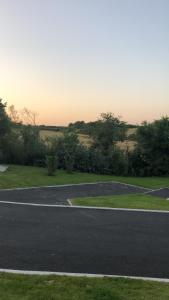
(46, 155, 57, 176)
(64, 151, 74, 173)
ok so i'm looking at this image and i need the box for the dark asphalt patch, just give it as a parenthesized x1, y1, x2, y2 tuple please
(0, 182, 149, 205)
(146, 188, 169, 199)
(0, 203, 169, 279)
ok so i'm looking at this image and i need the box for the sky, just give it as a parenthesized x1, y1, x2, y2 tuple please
(0, 0, 169, 125)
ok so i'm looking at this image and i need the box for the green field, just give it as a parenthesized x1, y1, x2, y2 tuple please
(0, 165, 168, 189)
(0, 273, 169, 300)
(72, 194, 169, 211)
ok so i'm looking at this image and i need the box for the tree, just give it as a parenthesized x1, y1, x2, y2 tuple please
(8, 105, 21, 124)
(8, 105, 38, 126)
(50, 132, 81, 173)
(63, 132, 80, 173)
(0, 99, 11, 137)
(68, 121, 86, 132)
(133, 117, 169, 175)
(91, 113, 126, 151)
(21, 125, 46, 165)
(20, 108, 38, 125)
(0, 99, 11, 162)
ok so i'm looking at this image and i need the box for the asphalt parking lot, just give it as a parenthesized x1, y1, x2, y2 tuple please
(147, 187, 169, 199)
(0, 182, 149, 205)
(0, 202, 169, 279)
(0, 182, 169, 280)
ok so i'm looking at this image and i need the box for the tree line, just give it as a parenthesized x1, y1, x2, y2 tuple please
(0, 99, 168, 176)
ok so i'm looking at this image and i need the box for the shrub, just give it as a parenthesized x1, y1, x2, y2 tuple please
(46, 155, 57, 176)
(132, 117, 169, 176)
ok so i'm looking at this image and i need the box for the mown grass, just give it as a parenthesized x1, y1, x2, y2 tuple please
(0, 165, 116, 189)
(0, 273, 169, 300)
(0, 165, 168, 189)
(72, 194, 169, 211)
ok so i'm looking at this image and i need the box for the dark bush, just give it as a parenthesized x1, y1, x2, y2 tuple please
(46, 155, 57, 176)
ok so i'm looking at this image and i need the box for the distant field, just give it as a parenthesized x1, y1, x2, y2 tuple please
(40, 129, 136, 150)
(126, 127, 137, 137)
(40, 130, 93, 146)
(40, 130, 63, 139)
(116, 140, 137, 151)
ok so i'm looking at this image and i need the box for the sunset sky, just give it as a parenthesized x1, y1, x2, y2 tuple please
(0, 0, 169, 125)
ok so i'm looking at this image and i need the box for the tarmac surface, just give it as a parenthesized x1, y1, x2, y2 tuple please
(0, 182, 169, 279)
(0, 203, 169, 279)
(147, 187, 169, 199)
(0, 182, 149, 205)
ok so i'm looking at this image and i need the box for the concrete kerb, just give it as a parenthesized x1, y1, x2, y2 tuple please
(0, 181, 150, 192)
(0, 268, 169, 283)
(144, 187, 169, 194)
(67, 199, 72, 206)
(143, 187, 169, 200)
(1, 200, 169, 214)
(110, 180, 151, 191)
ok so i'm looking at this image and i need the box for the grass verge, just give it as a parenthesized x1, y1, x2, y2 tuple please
(72, 194, 169, 211)
(0, 273, 169, 300)
(0, 165, 168, 189)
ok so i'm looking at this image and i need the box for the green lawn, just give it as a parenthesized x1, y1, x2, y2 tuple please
(0, 165, 168, 189)
(0, 273, 169, 300)
(72, 194, 169, 211)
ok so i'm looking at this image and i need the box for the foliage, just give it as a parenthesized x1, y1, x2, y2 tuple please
(68, 120, 98, 135)
(3, 125, 47, 166)
(68, 114, 127, 142)
(0, 99, 168, 177)
(131, 117, 169, 176)
(0, 99, 11, 137)
(50, 132, 81, 173)
(8, 105, 21, 124)
(0, 99, 11, 162)
(21, 125, 45, 165)
(8, 105, 38, 126)
(91, 113, 126, 150)
(2, 130, 24, 164)
(0, 165, 168, 189)
(46, 155, 57, 176)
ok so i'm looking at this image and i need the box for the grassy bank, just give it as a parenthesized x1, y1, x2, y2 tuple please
(72, 194, 169, 211)
(0, 273, 169, 300)
(0, 165, 117, 189)
(0, 165, 168, 189)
